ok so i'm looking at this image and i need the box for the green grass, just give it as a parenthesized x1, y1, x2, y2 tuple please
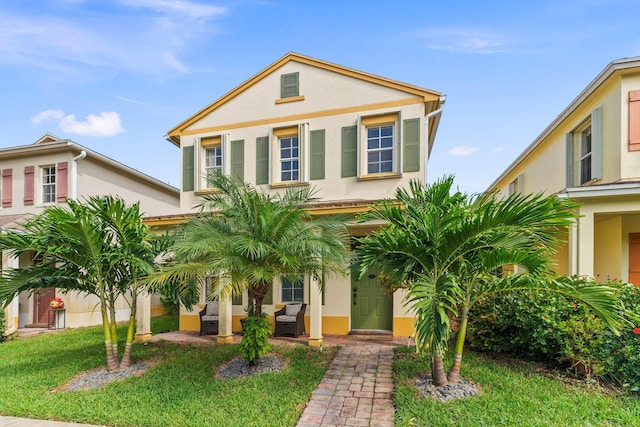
(0, 317, 335, 427)
(150, 313, 179, 334)
(394, 347, 640, 427)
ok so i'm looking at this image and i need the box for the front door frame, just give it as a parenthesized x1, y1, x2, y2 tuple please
(350, 264, 393, 331)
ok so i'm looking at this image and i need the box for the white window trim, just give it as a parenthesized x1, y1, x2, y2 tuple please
(270, 124, 309, 186)
(41, 165, 56, 205)
(579, 125, 593, 185)
(196, 134, 229, 191)
(358, 112, 401, 178)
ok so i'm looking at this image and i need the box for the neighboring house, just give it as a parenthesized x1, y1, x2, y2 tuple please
(490, 57, 640, 286)
(145, 52, 445, 346)
(2, 134, 180, 337)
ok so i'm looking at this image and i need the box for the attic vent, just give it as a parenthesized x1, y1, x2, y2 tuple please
(281, 72, 299, 98)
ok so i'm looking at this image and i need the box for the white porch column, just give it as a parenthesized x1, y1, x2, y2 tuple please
(568, 218, 579, 277)
(577, 209, 595, 278)
(134, 291, 152, 342)
(217, 278, 234, 344)
(2, 251, 20, 336)
(308, 275, 323, 347)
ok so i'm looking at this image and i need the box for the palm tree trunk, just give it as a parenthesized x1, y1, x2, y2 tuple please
(101, 303, 119, 371)
(109, 298, 118, 361)
(120, 293, 137, 369)
(252, 281, 270, 318)
(431, 347, 448, 387)
(447, 303, 469, 384)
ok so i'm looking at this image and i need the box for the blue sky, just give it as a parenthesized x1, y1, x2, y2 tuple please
(2, 0, 639, 193)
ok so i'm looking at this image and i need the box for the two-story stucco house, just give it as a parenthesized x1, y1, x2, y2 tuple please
(490, 57, 640, 286)
(2, 134, 180, 336)
(146, 53, 445, 346)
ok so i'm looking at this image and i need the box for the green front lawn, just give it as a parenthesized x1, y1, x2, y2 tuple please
(0, 318, 334, 427)
(394, 347, 640, 426)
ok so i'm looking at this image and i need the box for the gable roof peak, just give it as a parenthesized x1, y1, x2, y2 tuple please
(165, 52, 441, 146)
(33, 133, 69, 145)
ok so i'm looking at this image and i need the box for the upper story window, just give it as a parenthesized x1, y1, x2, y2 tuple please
(566, 107, 602, 188)
(579, 126, 592, 185)
(357, 113, 400, 178)
(508, 174, 525, 195)
(204, 145, 223, 187)
(366, 125, 394, 174)
(280, 136, 300, 182)
(41, 165, 56, 204)
(341, 114, 421, 179)
(201, 136, 223, 189)
(281, 276, 304, 303)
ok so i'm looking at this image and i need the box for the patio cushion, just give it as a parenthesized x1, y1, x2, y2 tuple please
(276, 315, 297, 322)
(201, 315, 219, 321)
(205, 302, 219, 316)
(285, 303, 302, 317)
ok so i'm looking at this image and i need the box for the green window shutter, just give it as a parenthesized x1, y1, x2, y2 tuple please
(230, 139, 244, 181)
(256, 136, 269, 184)
(263, 285, 273, 305)
(341, 126, 358, 177)
(566, 133, 574, 188)
(310, 129, 325, 180)
(591, 107, 603, 180)
(232, 291, 242, 306)
(281, 72, 299, 98)
(403, 118, 421, 172)
(182, 145, 195, 191)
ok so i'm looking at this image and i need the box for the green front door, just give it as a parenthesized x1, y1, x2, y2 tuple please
(351, 266, 392, 331)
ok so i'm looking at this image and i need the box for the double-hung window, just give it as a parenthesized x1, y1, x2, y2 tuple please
(281, 277, 304, 303)
(204, 145, 223, 187)
(280, 136, 299, 182)
(366, 125, 394, 174)
(566, 107, 602, 187)
(41, 165, 56, 204)
(579, 127, 592, 185)
(352, 113, 401, 178)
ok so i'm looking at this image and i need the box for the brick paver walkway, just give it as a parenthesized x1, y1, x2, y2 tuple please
(296, 343, 395, 427)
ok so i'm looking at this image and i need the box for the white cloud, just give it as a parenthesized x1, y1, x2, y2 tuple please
(59, 112, 124, 136)
(0, 1, 227, 78)
(447, 146, 477, 156)
(120, 0, 226, 20)
(32, 109, 125, 137)
(164, 52, 189, 73)
(114, 95, 150, 106)
(416, 28, 505, 54)
(31, 109, 65, 124)
(492, 146, 505, 153)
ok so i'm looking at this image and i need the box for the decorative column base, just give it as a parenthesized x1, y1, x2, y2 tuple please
(134, 332, 153, 342)
(217, 334, 234, 344)
(308, 336, 323, 347)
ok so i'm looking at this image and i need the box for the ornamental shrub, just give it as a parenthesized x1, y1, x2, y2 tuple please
(239, 314, 272, 366)
(468, 280, 640, 391)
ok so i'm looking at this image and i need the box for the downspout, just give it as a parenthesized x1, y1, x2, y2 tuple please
(424, 95, 447, 183)
(71, 150, 87, 200)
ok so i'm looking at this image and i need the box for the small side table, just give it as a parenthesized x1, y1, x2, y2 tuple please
(48, 309, 66, 329)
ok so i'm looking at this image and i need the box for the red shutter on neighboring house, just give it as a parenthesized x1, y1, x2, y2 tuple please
(2, 169, 12, 208)
(629, 90, 640, 151)
(23, 165, 34, 206)
(57, 161, 68, 202)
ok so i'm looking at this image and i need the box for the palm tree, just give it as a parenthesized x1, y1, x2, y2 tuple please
(0, 196, 161, 371)
(356, 176, 623, 386)
(147, 173, 350, 363)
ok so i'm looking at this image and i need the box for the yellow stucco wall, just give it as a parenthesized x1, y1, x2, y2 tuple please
(393, 317, 415, 337)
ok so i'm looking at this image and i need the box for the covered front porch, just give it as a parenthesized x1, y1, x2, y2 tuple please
(562, 183, 640, 284)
